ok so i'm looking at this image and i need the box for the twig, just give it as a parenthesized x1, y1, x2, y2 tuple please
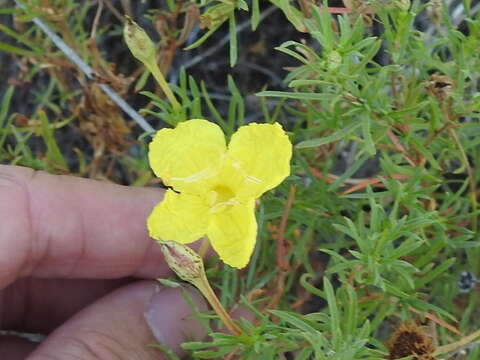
(276, 185, 296, 272)
(341, 174, 409, 195)
(386, 129, 416, 167)
(434, 328, 480, 356)
(408, 306, 461, 336)
(120, 0, 133, 18)
(424, 122, 453, 147)
(266, 186, 296, 310)
(15, 0, 154, 134)
(90, 0, 104, 40)
(101, 0, 125, 22)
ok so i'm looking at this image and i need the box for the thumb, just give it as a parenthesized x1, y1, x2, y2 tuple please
(28, 281, 207, 359)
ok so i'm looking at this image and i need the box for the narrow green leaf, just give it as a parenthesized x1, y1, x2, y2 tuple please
(200, 81, 226, 128)
(228, 14, 238, 67)
(323, 277, 341, 346)
(256, 91, 330, 101)
(0, 86, 14, 129)
(184, 25, 221, 50)
(227, 76, 244, 126)
(251, 0, 260, 30)
(270, 310, 319, 333)
(0, 24, 43, 54)
(0, 41, 38, 56)
(296, 122, 362, 148)
(0, 8, 21, 14)
(362, 112, 376, 155)
(329, 155, 369, 191)
(415, 258, 456, 288)
(38, 110, 67, 170)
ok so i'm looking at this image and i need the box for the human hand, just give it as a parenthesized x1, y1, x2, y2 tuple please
(0, 165, 207, 359)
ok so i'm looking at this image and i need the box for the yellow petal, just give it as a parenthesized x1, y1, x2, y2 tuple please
(207, 199, 257, 268)
(147, 189, 209, 244)
(227, 122, 292, 198)
(149, 119, 227, 194)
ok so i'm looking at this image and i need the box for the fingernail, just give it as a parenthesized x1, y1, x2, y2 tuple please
(144, 285, 207, 355)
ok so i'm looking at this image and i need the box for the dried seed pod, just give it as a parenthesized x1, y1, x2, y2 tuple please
(425, 73, 456, 102)
(387, 322, 437, 360)
(123, 16, 156, 66)
(158, 241, 204, 283)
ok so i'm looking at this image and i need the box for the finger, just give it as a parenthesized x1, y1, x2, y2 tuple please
(0, 165, 168, 288)
(27, 281, 207, 360)
(0, 336, 37, 359)
(1, 278, 130, 333)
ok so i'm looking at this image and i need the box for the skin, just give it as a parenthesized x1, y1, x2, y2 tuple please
(0, 165, 207, 359)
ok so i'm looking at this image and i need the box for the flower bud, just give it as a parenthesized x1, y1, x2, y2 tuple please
(158, 240, 204, 283)
(200, 3, 233, 29)
(123, 16, 156, 66)
(327, 51, 342, 70)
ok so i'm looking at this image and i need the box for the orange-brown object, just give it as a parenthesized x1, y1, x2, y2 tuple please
(425, 73, 456, 103)
(387, 322, 437, 360)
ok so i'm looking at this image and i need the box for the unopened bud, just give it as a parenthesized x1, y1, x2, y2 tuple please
(327, 51, 342, 70)
(123, 16, 156, 65)
(200, 3, 234, 29)
(158, 241, 204, 283)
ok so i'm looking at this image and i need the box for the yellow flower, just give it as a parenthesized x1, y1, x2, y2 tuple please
(147, 119, 292, 268)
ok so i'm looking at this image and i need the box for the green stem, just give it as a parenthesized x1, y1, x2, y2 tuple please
(146, 60, 181, 111)
(193, 271, 242, 336)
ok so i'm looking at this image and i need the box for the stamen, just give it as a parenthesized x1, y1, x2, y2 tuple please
(246, 175, 262, 184)
(231, 160, 263, 184)
(170, 168, 212, 183)
(210, 199, 239, 213)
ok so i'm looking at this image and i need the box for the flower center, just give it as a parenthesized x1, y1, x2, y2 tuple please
(208, 186, 237, 213)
